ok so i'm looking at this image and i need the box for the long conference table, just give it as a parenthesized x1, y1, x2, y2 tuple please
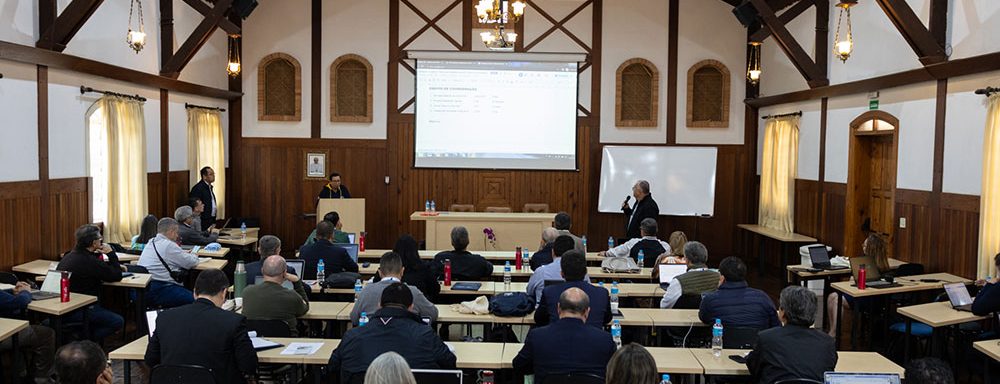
(355, 263, 655, 281)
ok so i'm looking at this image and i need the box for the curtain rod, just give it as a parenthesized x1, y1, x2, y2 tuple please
(80, 86, 147, 102)
(975, 86, 999, 96)
(761, 111, 802, 120)
(185, 103, 226, 112)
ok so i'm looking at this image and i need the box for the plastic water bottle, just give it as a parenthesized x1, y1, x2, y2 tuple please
(637, 249, 645, 267)
(354, 279, 363, 301)
(359, 312, 369, 327)
(598, 281, 604, 288)
(712, 318, 724, 357)
(582, 236, 588, 251)
(316, 259, 326, 283)
(611, 319, 622, 349)
(430, 200, 436, 212)
(522, 249, 530, 270)
(660, 374, 672, 384)
(503, 261, 512, 291)
(610, 282, 620, 313)
(425, 200, 430, 212)
(607, 236, 615, 250)
(234, 260, 247, 298)
(240, 222, 247, 241)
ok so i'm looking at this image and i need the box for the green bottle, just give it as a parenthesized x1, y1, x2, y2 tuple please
(234, 260, 247, 298)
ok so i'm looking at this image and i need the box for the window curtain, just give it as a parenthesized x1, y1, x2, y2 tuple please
(758, 115, 800, 233)
(100, 97, 149, 244)
(187, 108, 226, 219)
(978, 93, 1000, 278)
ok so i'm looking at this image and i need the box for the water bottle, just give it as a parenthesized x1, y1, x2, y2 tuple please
(607, 236, 615, 250)
(610, 282, 620, 313)
(354, 279, 363, 301)
(430, 200, 436, 212)
(60, 271, 71, 303)
(522, 248, 530, 270)
(359, 312, 369, 327)
(611, 319, 622, 349)
(359, 232, 366, 252)
(240, 221, 247, 241)
(712, 318, 724, 357)
(660, 374, 672, 384)
(858, 264, 867, 290)
(598, 281, 605, 288)
(234, 260, 247, 298)
(317, 259, 326, 283)
(515, 247, 523, 271)
(637, 249, 645, 267)
(443, 259, 452, 286)
(503, 261, 512, 291)
(582, 236, 588, 251)
(425, 200, 431, 212)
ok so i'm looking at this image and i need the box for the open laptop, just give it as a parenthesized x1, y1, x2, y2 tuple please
(336, 243, 360, 262)
(849, 257, 897, 288)
(30, 271, 66, 300)
(286, 260, 304, 277)
(411, 369, 462, 384)
(944, 282, 974, 312)
(808, 246, 849, 270)
(658, 264, 688, 286)
(824, 372, 900, 384)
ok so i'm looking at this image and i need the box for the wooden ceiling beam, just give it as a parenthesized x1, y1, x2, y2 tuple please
(161, 0, 234, 78)
(36, 0, 105, 52)
(874, 0, 947, 65)
(182, 0, 241, 35)
(749, 0, 828, 87)
(749, 0, 813, 42)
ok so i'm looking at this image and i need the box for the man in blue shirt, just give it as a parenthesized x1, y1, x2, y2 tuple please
(526, 235, 589, 303)
(534, 250, 611, 328)
(1, 282, 55, 384)
(298, 221, 358, 280)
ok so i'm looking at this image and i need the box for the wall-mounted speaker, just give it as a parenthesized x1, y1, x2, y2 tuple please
(732, 1, 759, 27)
(233, 0, 258, 19)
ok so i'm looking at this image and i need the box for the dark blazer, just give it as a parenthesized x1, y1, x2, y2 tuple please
(328, 306, 455, 383)
(512, 318, 617, 383)
(699, 281, 780, 330)
(534, 281, 612, 328)
(746, 324, 838, 384)
(433, 250, 493, 281)
(403, 262, 441, 302)
(973, 282, 1000, 316)
(318, 184, 351, 199)
(145, 298, 258, 384)
(178, 223, 219, 246)
(298, 239, 359, 279)
(189, 180, 217, 225)
(57, 249, 123, 297)
(623, 194, 659, 239)
(529, 243, 554, 271)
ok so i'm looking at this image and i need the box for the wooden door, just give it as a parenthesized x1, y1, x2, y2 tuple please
(845, 111, 899, 258)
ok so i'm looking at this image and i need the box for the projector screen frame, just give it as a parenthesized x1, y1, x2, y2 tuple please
(411, 55, 582, 172)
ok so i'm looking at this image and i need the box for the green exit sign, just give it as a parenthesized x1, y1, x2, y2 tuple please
(869, 99, 879, 110)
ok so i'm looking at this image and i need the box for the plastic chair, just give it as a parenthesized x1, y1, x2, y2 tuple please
(542, 373, 605, 384)
(485, 206, 512, 213)
(149, 364, 216, 384)
(523, 203, 550, 213)
(449, 204, 475, 212)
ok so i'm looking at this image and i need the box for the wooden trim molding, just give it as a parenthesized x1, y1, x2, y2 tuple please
(257, 52, 303, 122)
(686, 59, 731, 128)
(615, 58, 659, 128)
(330, 54, 374, 123)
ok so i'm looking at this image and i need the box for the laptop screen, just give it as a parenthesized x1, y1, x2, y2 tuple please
(658, 264, 688, 284)
(808, 246, 831, 265)
(824, 372, 900, 384)
(337, 244, 360, 262)
(346, 233, 357, 244)
(286, 260, 305, 277)
(944, 282, 973, 306)
(40, 271, 66, 293)
(411, 369, 462, 384)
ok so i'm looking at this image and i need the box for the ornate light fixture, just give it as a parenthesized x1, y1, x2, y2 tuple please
(476, 0, 526, 51)
(126, 0, 146, 53)
(747, 42, 762, 85)
(227, 34, 241, 77)
(833, 0, 857, 62)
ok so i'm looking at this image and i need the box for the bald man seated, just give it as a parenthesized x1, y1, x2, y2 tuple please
(242, 254, 310, 336)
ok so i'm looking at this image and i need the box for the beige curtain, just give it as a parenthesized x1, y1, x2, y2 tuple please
(187, 108, 226, 219)
(978, 94, 1000, 277)
(101, 97, 149, 244)
(759, 116, 800, 233)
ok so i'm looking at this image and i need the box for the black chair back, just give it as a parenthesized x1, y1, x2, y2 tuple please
(894, 263, 924, 277)
(674, 293, 704, 310)
(773, 379, 822, 384)
(150, 364, 216, 384)
(0, 272, 18, 285)
(347, 372, 365, 384)
(723, 327, 761, 349)
(542, 373, 604, 384)
(246, 319, 292, 338)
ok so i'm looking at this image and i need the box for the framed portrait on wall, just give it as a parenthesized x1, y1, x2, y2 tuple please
(305, 152, 327, 179)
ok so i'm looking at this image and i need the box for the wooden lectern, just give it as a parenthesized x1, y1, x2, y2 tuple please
(317, 198, 366, 235)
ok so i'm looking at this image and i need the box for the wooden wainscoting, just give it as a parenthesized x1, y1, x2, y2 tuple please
(0, 178, 87, 270)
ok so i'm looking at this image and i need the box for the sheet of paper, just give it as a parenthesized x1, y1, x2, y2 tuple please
(251, 337, 282, 350)
(280, 342, 324, 355)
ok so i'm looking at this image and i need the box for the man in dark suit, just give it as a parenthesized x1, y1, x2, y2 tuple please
(513, 288, 617, 383)
(318, 171, 351, 199)
(432, 227, 493, 281)
(298, 221, 358, 279)
(622, 179, 659, 239)
(174, 206, 219, 246)
(145, 269, 258, 384)
(746, 285, 837, 384)
(534, 250, 611, 328)
(189, 166, 218, 227)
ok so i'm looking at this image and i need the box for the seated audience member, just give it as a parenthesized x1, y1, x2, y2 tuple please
(138, 218, 200, 308)
(392, 234, 440, 301)
(298, 221, 358, 280)
(906, 357, 955, 384)
(0, 282, 55, 384)
(526, 235, 589, 303)
(530, 227, 560, 270)
(351, 252, 437, 325)
(364, 352, 417, 384)
(699, 256, 779, 330)
(130, 214, 158, 251)
(244, 235, 292, 285)
(606, 343, 658, 384)
(175, 205, 219, 245)
(432, 227, 493, 281)
(660, 241, 720, 309)
(553, 212, 586, 252)
(57, 224, 125, 342)
(826, 233, 892, 336)
(329, 283, 456, 383)
(534, 250, 610, 328)
(652, 231, 688, 279)
(242, 255, 310, 336)
(973, 253, 1000, 316)
(146, 269, 257, 384)
(302, 211, 351, 248)
(600, 218, 672, 268)
(187, 197, 213, 232)
(747, 285, 837, 383)
(54, 341, 112, 384)
(513, 288, 616, 383)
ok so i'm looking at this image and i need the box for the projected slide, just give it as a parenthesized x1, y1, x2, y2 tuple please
(415, 59, 578, 170)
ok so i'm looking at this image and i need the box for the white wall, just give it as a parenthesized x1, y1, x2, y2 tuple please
(943, 70, 1000, 195)
(0, 0, 36, 46)
(0, 60, 39, 182)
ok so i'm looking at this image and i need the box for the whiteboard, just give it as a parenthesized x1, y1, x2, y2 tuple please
(598, 146, 717, 216)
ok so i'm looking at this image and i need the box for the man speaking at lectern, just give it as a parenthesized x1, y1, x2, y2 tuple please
(318, 171, 351, 199)
(622, 180, 659, 239)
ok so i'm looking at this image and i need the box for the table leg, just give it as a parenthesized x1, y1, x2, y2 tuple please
(757, 235, 765, 278)
(986, 354, 992, 384)
(312, 365, 321, 384)
(123, 360, 132, 384)
(10, 332, 20, 384)
(835, 293, 842, 349)
(820, 277, 830, 332)
(136, 289, 146, 336)
(83, 308, 91, 342)
(850, 304, 860, 351)
(904, 318, 912, 363)
(53, 316, 62, 347)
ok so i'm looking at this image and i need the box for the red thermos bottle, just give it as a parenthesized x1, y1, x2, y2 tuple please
(60, 271, 70, 302)
(444, 260, 452, 286)
(359, 232, 366, 252)
(858, 264, 867, 290)
(515, 247, 523, 271)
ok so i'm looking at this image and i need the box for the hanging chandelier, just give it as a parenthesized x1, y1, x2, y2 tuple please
(127, 0, 146, 53)
(476, 0, 526, 51)
(747, 42, 762, 85)
(227, 34, 242, 77)
(833, 0, 857, 62)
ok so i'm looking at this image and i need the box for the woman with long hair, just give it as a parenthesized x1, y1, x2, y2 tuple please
(130, 214, 158, 251)
(652, 231, 688, 279)
(826, 233, 892, 337)
(393, 234, 441, 301)
(606, 343, 659, 384)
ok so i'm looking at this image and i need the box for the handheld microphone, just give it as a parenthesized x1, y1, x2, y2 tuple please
(624, 196, 631, 203)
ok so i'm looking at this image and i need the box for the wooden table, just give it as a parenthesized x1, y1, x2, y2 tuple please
(0, 318, 30, 383)
(196, 247, 231, 258)
(196, 258, 229, 270)
(28, 293, 97, 346)
(451, 342, 506, 369)
(738, 224, 817, 277)
(897, 301, 990, 362)
(690, 348, 905, 378)
(410, 211, 554, 251)
(786, 257, 905, 329)
(646, 347, 705, 374)
(973, 340, 1000, 384)
(358, 249, 604, 263)
(12, 259, 58, 276)
(642, 308, 706, 327)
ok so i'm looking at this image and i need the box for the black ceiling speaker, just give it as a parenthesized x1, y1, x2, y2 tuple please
(233, 0, 258, 19)
(732, 0, 759, 27)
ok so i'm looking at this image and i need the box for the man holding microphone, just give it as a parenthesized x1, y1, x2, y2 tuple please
(622, 180, 659, 239)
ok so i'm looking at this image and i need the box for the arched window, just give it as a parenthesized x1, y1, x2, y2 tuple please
(330, 54, 374, 123)
(686, 60, 730, 128)
(615, 58, 659, 127)
(258, 52, 301, 121)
